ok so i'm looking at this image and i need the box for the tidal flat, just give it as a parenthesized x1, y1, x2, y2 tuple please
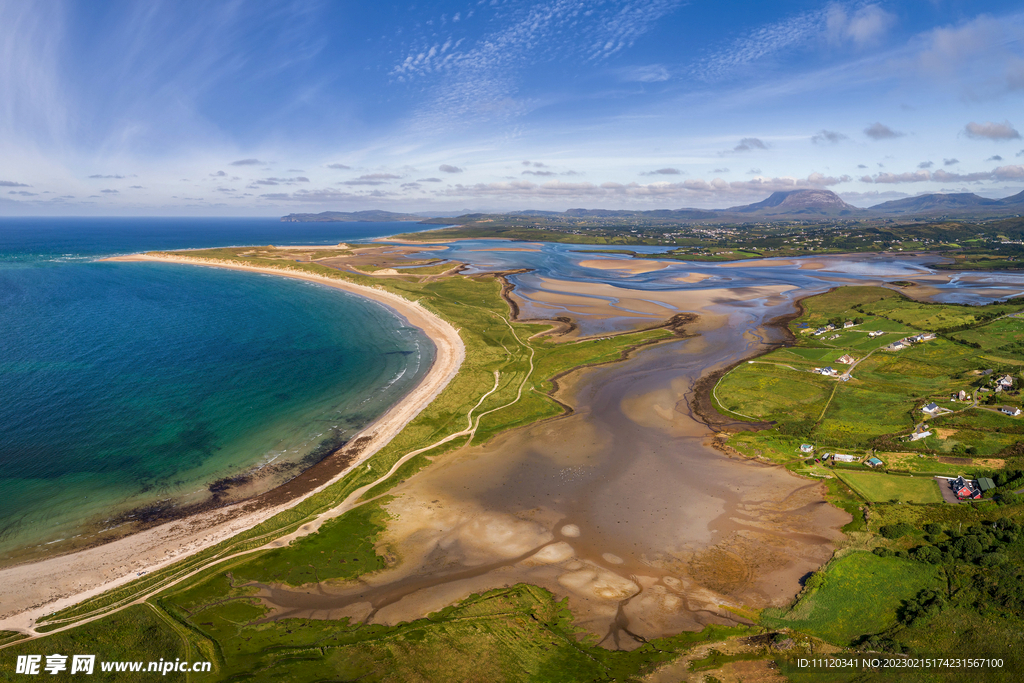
(250, 245, 1024, 649)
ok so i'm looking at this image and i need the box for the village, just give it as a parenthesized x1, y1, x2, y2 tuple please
(718, 285, 1024, 511)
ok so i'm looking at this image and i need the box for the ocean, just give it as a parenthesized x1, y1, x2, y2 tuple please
(0, 218, 435, 561)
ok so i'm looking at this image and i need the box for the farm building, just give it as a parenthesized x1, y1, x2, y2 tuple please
(922, 402, 941, 416)
(830, 453, 858, 463)
(951, 476, 982, 500)
(978, 477, 996, 493)
(800, 444, 814, 453)
(866, 457, 884, 468)
(909, 430, 932, 441)
(837, 354, 855, 364)
(868, 330, 884, 337)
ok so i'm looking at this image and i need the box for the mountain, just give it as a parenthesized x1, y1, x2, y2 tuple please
(724, 189, 860, 216)
(280, 210, 427, 222)
(999, 190, 1024, 206)
(868, 193, 1002, 214)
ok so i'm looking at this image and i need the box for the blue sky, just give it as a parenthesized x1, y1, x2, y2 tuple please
(2, 0, 1024, 215)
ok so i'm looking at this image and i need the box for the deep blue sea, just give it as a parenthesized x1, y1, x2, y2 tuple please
(0, 218, 435, 559)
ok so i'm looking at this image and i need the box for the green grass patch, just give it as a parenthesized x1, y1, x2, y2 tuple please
(762, 551, 942, 646)
(0, 605, 197, 682)
(834, 470, 943, 503)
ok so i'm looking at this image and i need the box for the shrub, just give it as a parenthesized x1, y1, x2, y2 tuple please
(880, 522, 914, 539)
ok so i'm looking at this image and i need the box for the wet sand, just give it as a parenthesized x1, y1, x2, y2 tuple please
(253, 280, 848, 648)
(578, 258, 669, 274)
(0, 254, 465, 629)
(512, 276, 795, 337)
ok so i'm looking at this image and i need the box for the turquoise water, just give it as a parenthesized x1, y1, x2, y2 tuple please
(0, 218, 434, 558)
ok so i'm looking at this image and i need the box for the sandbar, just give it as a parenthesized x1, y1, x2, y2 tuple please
(578, 258, 669, 274)
(0, 253, 465, 631)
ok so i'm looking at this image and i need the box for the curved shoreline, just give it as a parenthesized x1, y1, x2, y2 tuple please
(0, 254, 465, 630)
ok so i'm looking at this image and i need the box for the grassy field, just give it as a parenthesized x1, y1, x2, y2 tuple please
(0, 605, 198, 682)
(762, 551, 942, 646)
(834, 470, 943, 503)
(721, 287, 1024, 459)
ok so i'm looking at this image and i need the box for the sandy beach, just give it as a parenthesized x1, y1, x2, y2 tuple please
(0, 254, 465, 631)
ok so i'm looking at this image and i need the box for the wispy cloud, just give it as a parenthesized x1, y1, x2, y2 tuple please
(439, 164, 463, 173)
(340, 173, 402, 186)
(640, 168, 682, 175)
(825, 4, 896, 47)
(434, 172, 850, 204)
(811, 129, 848, 145)
(0, 180, 30, 187)
(899, 13, 1024, 99)
(393, 0, 682, 127)
(860, 164, 1024, 183)
(733, 137, 768, 152)
(230, 158, 264, 166)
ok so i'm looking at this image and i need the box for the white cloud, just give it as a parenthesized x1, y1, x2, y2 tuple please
(858, 164, 1024, 183)
(733, 137, 768, 152)
(902, 14, 1024, 98)
(826, 4, 896, 47)
(434, 173, 850, 204)
(811, 129, 848, 144)
(964, 121, 1021, 140)
(864, 122, 904, 140)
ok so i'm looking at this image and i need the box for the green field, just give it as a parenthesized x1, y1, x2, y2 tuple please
(720, 287, 1024, 455)
(834, 470, 943, 503)
(762, 551, 942, 646)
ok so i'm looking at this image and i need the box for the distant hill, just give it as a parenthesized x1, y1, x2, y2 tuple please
(1000, 190, 1024, 206)
(280, 210, 427, 222)
(867, 193, 1002, 214)
(725, 189, 861, 216)
(282, 188, 1024, 226)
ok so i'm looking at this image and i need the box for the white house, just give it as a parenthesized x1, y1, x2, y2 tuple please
(1001, 406, 1021, 417)
(922, 402, 941, 416)
(837, 354, 855, 365)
